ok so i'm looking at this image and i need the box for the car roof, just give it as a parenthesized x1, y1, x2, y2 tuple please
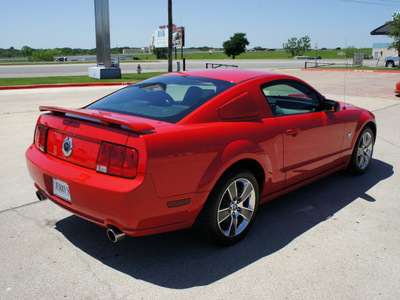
(163, 69, 276, 84)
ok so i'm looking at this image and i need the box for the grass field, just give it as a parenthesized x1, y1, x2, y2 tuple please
(143, 49, 372, 60)
(181, 49, 354, 60)
(0, 72, 165, 86)
(0, 49, 373, 64)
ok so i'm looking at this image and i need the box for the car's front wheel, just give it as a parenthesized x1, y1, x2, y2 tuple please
(348, 126, 374, 175)
(196, 170, 259, 245)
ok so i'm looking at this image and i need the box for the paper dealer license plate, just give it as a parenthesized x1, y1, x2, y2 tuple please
(53, 178, 71, 203)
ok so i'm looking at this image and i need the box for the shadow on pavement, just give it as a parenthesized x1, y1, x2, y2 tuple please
(55, 159, 393, 289)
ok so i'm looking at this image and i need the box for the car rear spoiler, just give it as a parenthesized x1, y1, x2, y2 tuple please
(39, 106, 155, 134)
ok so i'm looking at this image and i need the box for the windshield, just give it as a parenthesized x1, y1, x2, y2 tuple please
(86, 76, 236, 123)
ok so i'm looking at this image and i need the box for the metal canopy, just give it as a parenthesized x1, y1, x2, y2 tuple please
(370, 24, 393, 36)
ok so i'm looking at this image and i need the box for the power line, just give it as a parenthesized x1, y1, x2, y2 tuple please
(340, 0, 400, 6)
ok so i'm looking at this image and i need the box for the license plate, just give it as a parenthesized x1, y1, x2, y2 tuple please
(53, 178, 71, 203)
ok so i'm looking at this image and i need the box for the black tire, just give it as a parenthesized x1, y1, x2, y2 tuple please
(348, 126, 374, 175)
(196, 170, 260, 246)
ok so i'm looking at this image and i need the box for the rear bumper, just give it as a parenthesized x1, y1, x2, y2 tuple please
(26, 144, 206, 236)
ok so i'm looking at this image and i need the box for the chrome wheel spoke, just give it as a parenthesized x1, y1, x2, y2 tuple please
(227, 182, 237, 201)
(225, 216, 233, 236)
(229, 214, 238, 236)
(364, 135, 372, 148)
(357, 147, 363, 157)
(362, 134, 367, 147)
(364, 149, 372, 160)
(218, 208, 231, 224)
(238, 206, 253, 221)
(238, 181, 253, 204)
(358, 155, 365, 168)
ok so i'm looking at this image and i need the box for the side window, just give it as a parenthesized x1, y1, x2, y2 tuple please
(262, 82, 321, 116)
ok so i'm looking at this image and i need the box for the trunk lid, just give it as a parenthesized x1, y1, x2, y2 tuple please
(39, 106, 167, 170)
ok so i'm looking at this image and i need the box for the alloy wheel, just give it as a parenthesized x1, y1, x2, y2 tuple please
(217, 178, 256, 237)
(357, 131, 373, 170)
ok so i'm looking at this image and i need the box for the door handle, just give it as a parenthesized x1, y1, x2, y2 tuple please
(285, 128, 301, 136)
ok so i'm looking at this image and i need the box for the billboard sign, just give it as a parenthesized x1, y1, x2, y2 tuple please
(154, 28, 168, 48)
(173, 26, 184, 47)
(154, 26, 184, 48)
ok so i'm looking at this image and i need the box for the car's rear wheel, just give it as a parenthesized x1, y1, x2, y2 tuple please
(196, 170, 259, 245)
(348, 126, 374, 175)
(386, 61, 394, 68)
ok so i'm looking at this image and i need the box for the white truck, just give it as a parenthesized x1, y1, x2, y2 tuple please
(384, 55, 399, 68)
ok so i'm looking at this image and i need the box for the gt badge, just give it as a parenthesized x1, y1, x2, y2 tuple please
(62, 137, 73, 157)
(347, 131, 352, 139)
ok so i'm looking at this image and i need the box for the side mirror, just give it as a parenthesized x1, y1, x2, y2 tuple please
(324, 99, 340, 112)
(334, 101, 341, 112)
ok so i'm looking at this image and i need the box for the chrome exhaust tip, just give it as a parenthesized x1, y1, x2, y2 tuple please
(106, 228, 126, 243)
(36, 190, 47, 201)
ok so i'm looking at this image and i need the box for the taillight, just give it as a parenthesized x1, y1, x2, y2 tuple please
(34, 125, 48, 153)
(96, 142, 138, 178)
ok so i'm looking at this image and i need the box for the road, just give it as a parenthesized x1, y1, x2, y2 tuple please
(0, 70, 399, 299)
(0, 59, 383, 78)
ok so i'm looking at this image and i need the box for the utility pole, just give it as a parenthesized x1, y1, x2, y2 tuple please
(168, 0, 173, 72)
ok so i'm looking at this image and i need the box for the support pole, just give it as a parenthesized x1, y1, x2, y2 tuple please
(168, 0, 173, 72)
(181, 47, 185, 71)
(89, 0, 121, 79)
(94, 0, 111, 68)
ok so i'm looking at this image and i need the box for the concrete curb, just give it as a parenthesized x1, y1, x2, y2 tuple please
(0, 82, 136, 91)
(302, 68, 400, 74)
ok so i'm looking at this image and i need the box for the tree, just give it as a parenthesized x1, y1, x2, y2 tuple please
(48, 48, 62, 57)
(284, 36, 311, 57)
(299, 36, 311, 55)
(344, 46, 358, 59)
(285, 37, 300, 57)
(386, 12, 400, 68)
(21, 46, 33, 57)
(223, 33, 249, 59)
(153, 47, 168, 59)
(200, 46, 211, 52)
(254, 46, 266, 51)
(28, 50, 54, 62)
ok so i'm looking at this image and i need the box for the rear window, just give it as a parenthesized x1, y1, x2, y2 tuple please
(86, 76, 235, 123)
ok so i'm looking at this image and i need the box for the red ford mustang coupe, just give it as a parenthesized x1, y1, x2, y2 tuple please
(26, 69, 376, 245)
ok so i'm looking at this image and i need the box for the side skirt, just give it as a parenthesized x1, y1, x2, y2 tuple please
(259, 162, 348, 205)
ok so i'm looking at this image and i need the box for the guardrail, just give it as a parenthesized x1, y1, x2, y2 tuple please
(304, 61, 352, 69)
(206, 63, 238, 69)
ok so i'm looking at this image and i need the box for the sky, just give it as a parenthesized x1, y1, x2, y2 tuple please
(0, 0, 396, 50)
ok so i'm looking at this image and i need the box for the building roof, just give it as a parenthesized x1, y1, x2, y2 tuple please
(373, 43, 391, 48)
(370, 24, 393, 35)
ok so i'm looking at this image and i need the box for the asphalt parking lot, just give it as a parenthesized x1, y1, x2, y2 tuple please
(0, 69, 399, 299)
